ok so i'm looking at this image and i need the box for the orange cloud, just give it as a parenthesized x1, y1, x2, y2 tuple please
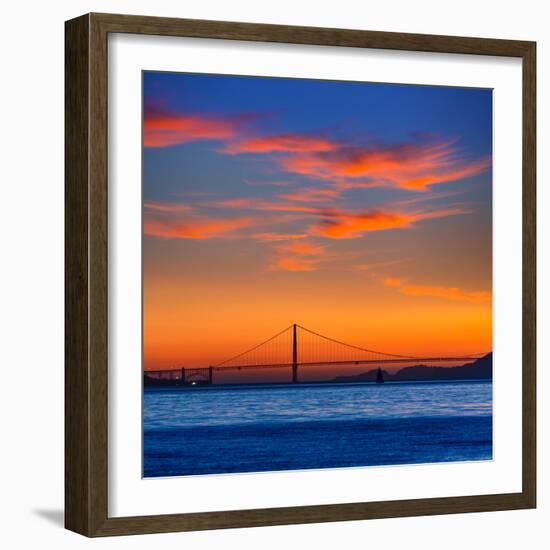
(314, 210, 413, 238)
(280, 138, 491, 191)
(271, 256, 320, 272)
(144, 201, 194, 214)
(144, 216, 254, 239)
(383, 277, 402, 287)
(252, 232, 308, 241)
(401, 157, 492, 191)
(222, 134, 337, 154)
(399, 285, 492, 304)
(207, 197, 320, 214)
(145, 111, 490, 193)
(269, 239, 328, 272)
(277, 241, 326, 256)
(144, 112, 243, 148)
(393, 190, 466, 208)
(143, 198, 314, 242)
(144, 115, 235, 148)
(382, 276, 491, 304)
(144, 197, 471, 245)
(313, 207, 470, 239)
(413, 207, 473, 222)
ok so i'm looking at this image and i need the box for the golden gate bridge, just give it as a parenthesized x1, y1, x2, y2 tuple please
(144, 323, 486, 385)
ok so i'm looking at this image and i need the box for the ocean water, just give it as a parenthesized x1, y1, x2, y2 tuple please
(143, 380, 492, 477)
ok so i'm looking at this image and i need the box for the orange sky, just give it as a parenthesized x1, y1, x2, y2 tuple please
(142, 73, 492, 374)
(143, 243, 492, 370)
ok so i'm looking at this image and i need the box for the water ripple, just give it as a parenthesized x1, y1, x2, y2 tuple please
(144, 380, 492, 430)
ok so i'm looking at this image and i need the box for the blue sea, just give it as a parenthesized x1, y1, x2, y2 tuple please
(143, 380, 492, 477)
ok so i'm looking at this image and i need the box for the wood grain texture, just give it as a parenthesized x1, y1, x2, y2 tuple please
(65, 14, 91, 535)
(92, 12, 533, 56)
(521, 42, 537, 508)
(64, 12, 537, 537)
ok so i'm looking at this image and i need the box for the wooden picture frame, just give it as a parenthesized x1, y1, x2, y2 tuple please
(65, 12, 536, 537)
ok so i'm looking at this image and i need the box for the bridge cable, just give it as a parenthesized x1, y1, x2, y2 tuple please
(297, 324, 428, 361)
(213, 324, 294, 368)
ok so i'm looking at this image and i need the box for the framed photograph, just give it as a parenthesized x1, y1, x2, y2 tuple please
(65, 13, 536, 536)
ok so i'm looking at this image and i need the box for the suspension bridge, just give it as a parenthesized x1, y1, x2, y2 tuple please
(144, 323, 486, 386)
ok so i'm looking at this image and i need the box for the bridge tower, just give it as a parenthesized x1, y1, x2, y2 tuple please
(208, 366, 213, 384)
(292, 323, 298, 383)
(181, 367, 186, 385)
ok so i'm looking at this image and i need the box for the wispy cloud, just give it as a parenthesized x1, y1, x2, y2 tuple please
(144, 108, 490, 194)
(392, 190, 467, 208)
(143, 199, 306, 241)
(144, 216, 255, 239)
(314, 210, 412, 238)
(383, 277, 403, 287)
(205, 197, 320, 214)
(220, 131, 490, 193)
(252, 232, 308, 242)
(269, 239, 328, 272)
(279, 138, 491, 191)
(221, 134, 337, 154)
(144, 114, 237, 148)
(143, 107, 262, 148)
(144, 201, 194, 214)
(311, 207, 470, 239)
(383, 277, 491, 304)
(276, 241, 326, 256)
(144, 195, 472, 246)
(271, 257, 321, 272)
(400, 284, 491, 304)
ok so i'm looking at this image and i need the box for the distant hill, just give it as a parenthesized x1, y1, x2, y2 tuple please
(332, 353, 492, 383)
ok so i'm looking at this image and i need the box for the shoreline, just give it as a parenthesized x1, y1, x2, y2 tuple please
(143, 378, 492, 393)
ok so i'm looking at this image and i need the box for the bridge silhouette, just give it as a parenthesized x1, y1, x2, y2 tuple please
(145, 323, 486, 385)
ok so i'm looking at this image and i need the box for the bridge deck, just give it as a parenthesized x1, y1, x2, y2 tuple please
(211, 356, 481, 372)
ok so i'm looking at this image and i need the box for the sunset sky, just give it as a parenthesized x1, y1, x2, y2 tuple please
(143, 72, 492, 374)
